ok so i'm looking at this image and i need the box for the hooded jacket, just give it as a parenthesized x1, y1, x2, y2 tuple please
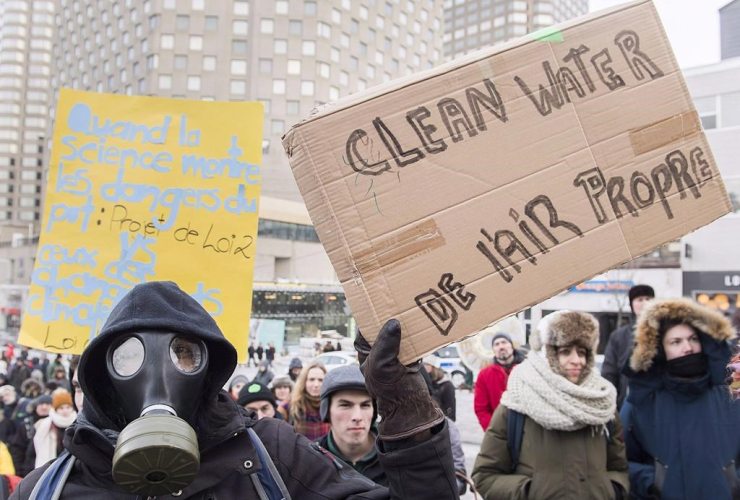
(474, 348, 526, 430)
(9, 281, 459, 500)
(621, 299, 740, 500)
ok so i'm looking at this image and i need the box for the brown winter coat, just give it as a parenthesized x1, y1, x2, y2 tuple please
(472, 405, 629, 500)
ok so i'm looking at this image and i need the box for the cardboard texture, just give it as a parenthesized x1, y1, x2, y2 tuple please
(283, 0, 732, 363)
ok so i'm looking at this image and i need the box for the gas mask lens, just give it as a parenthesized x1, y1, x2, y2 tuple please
(170, 336, 203, 373)
(112, 337, 145, 376)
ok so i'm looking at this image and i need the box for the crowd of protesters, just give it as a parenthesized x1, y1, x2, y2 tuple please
(3, 282, 740, 499)
(0, 349, 79, 491)
(226, 285, 740, 500)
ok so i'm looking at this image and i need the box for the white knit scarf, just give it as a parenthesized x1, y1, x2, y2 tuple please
(501, 351, 616, 432)
(33, 409, 77, 468)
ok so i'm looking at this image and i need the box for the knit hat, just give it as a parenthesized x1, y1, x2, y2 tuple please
(288, 358, 303, 370)
(52, 390, 73, 410)
(421, 355, 441, 369)
(229, 375, 249, 391)
(629, 284, 655, 312)
(319, 365, 375, 423)
(491, 332, 513, 347)
(531, 311, 600, 382)
(34, 395, 52, 406)
(236, 382, 276, 409)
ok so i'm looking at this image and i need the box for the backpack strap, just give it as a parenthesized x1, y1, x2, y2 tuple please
(606, 419, 615, 443)
(27, 451, 75, 500)
(506, 410, 525, 473)
(247, 428, 292, 500)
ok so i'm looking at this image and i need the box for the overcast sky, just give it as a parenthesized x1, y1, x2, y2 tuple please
(589, 0, 731, 69)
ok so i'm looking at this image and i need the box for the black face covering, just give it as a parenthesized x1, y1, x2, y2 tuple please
(106, 331, 209, 496)
(107, 331, 208, 424)
(665, 352, 708, 379)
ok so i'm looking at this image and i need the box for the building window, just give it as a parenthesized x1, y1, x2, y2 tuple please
(174, 55, 188, 70)
(287, 100, 300, 115)
(230, 80, 246, 95)
(189, 35, 203, 51)
(160, 34, 174, 49)
(302, 40, 316, 56)
(176, 15, 189, 30)
(231, 59, 247, 75)
(192, 0, 204, 10)
(258, 98, 271, 114)
(330, 86, 339, 101)
(158, 74, 172, 89)
(287, 60, 301, 75)
(318, 22, 331, 38)
(259, 58, 272, 73)
(317, 62, 330, 78)
(205, 16, 218, 30)
(232, 40, 248, 54)
(187, 75, 201, 91)
(234, 1, 249, 15)
(721, 92, 740, 128)
(233, 20, 248, 35)
(274, 39, 287, 54)
(289, 20, 302, 35)
(202, 56, 216, 71)
(276, 0, 289, 14)
(304, 1, 317, 15)
(260, 19, 274, 34)
(331, 47, 340, 63)
(271, 120, 284, 135)
(273, 79, 286, 95)
(301, 80, 314, 96)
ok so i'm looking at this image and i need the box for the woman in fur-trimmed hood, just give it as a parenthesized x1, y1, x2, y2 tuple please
(621, 298, 740, 500)
(473, 311, 628, 500)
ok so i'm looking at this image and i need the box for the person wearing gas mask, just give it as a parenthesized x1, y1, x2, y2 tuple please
(9, 281, 458, 500)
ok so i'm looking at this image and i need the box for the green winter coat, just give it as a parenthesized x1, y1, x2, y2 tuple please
(472, 405, 629, 500)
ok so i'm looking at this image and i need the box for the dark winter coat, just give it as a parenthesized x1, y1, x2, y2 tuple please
(601, 318, 635, 409)
(621, 299, 740, 500)
(431, 378, 456, 421)
(473, 405, 629, 500)
(10, 397, 459, 500)
(9, 281, 459, 500)
(7, 366, 29, 394)
(266, 347, 276, 362)
(317, 430, 386, 487)
(474, 349, 526, 430)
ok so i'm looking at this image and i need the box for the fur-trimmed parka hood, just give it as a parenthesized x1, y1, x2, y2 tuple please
(630, 298, 735, 373)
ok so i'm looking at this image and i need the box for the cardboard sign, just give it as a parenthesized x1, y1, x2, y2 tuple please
(19, 89, 262, 362)
(283, 0, 732, 363)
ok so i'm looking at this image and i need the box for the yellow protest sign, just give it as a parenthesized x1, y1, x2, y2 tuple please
(19, 89, 262, 362)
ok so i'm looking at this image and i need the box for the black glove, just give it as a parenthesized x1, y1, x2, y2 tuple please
(355, 319, 445, 441)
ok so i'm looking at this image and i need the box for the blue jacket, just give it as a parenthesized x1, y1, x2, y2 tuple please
(621, 326, 740, 500)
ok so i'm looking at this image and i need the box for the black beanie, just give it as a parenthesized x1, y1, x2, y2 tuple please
(629, 285, 655, 311)
(237, 382, 276, 409)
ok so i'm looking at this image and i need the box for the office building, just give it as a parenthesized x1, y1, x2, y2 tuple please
(442, 0, 588, 60)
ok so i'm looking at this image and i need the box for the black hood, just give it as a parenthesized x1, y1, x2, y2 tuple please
(78, 281, 237, 432)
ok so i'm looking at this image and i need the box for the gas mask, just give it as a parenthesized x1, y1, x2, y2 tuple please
(107, 331, 208, 496)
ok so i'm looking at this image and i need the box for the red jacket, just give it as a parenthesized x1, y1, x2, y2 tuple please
(474, 351, 525, 430)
